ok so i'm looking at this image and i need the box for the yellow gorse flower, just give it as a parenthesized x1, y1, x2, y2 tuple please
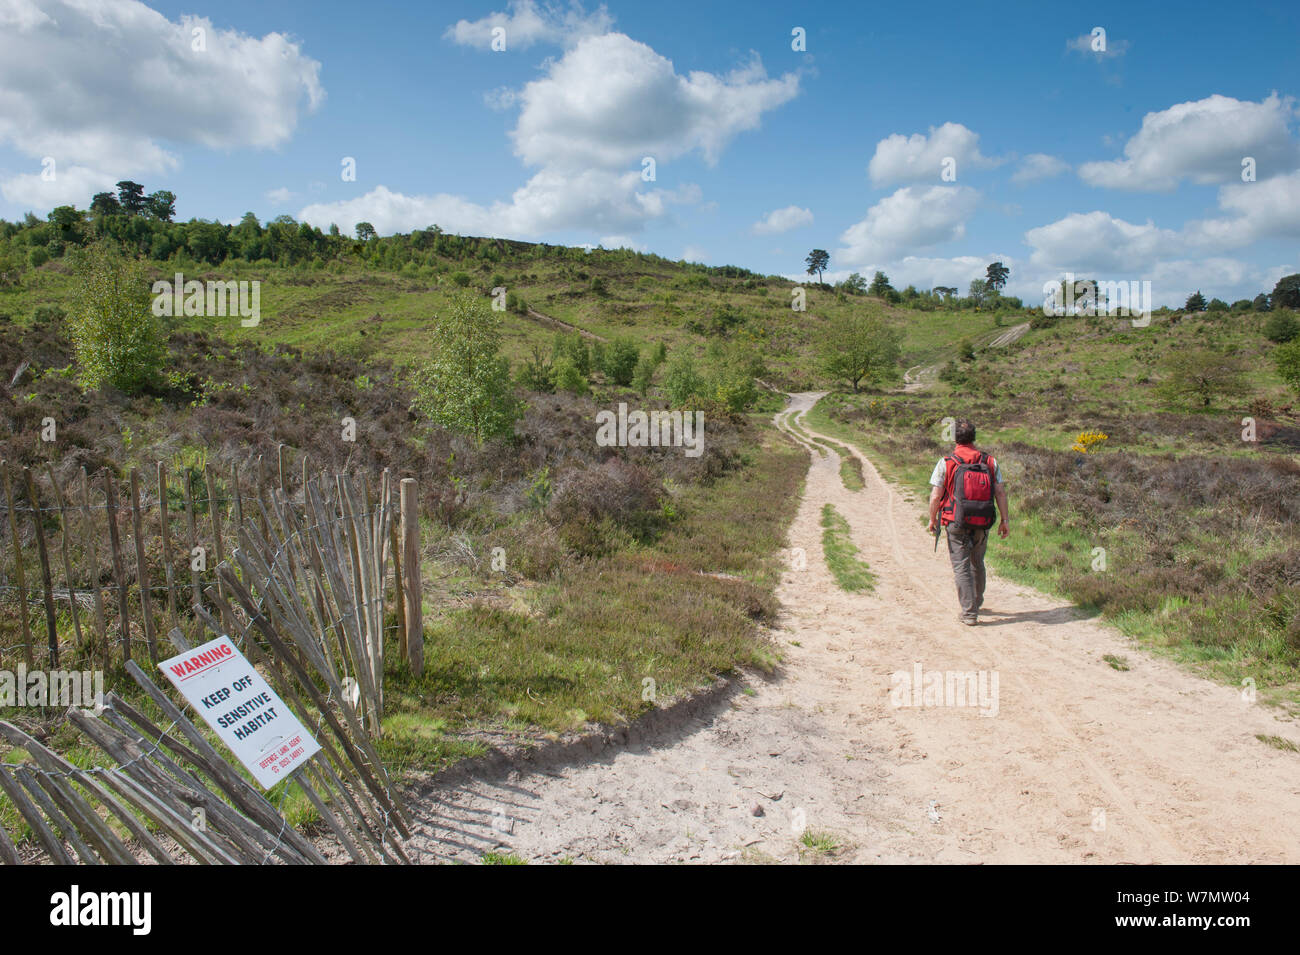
(1070, 430, 1108, 454)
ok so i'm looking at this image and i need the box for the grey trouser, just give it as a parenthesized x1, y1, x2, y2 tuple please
(945, 524, 989, 619)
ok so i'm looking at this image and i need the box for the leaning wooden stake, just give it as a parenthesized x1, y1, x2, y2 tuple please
(157, 463, 180, 634)
(204, 466, 225, 601)
(229, 463, 243, 536)
(24, 468, 59, 668)
(390, 481, 407, 663)
(1, 461, 33, 667)
(102, 470, 132, 663)
(45, 466, 84, 650)
(129, 468, 158, 663)
(255, 455, 269, 537)
(400, 478, 423, 677)
(182, 471, 201, 609)
(79, 468, 108, 664)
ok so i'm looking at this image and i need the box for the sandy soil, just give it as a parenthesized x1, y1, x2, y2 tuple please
(402, 393, 1300, 864)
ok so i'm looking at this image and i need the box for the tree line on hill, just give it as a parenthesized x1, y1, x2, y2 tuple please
(804, 252, 1029, 312)
(0, 182, 770, 284)
(804, 247, 1300, 317)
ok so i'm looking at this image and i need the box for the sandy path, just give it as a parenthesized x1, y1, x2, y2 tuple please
(523, 306, 606, 341)
(403, 393, 1300, 864)
(986, 321, 1031, 348)
(905, 322, 1030, 392)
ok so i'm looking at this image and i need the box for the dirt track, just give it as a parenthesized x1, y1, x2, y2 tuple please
(404, 393, 1300, 864)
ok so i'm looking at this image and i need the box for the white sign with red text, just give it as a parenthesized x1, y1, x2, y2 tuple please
(159, 636, 320, 789)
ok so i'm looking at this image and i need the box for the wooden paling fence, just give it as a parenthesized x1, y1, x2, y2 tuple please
(0, 636, 412, 865)
(0, 448, 424, 685)
(0, 447, 427, 864)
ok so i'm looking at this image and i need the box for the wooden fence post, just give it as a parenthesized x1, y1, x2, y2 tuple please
(79, 468, 108, 663)
(23, 468, 58, 669)
(129, 468, 158, 664)
(390, 484, 406, 664)
(182, 471, 201, 610)
(102, 470, 131, 664)
(1, 461, 33, 667)
(204, 466, 225, 601)
(45, 465, 84, 650)
(399, 478, 423, 677)
(157, 463, 180, 634)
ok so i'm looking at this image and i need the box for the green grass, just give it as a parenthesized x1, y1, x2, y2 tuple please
(821, 439, 865, 491)
(1255, 734, 1298, 753)
(373, 424, 806, 769)
(482, 851, 529, 865)
(4, 251, 1068, 395)
(819, 504, 875, 593)
(798, 830, 843, 856)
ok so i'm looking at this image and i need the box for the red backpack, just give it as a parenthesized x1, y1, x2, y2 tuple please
(941, 446, 997, 530)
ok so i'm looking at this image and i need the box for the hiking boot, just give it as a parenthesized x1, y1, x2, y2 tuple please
(959, 614, 978, 626)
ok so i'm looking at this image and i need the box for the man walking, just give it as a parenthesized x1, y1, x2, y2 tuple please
(926, 419, 1009, 625)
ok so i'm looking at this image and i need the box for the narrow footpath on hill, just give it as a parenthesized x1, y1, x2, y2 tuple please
(403, 393, 1300, 864)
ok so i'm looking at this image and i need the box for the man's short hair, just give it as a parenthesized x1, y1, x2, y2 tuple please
(955, 419, 976, 444)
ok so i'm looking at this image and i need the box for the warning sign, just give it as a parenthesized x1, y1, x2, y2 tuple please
(159, 636, 321, 789)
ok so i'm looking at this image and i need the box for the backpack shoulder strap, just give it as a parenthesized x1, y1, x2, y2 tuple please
(941, 454, 960, 500)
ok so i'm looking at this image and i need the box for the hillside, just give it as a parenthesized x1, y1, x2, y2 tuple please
(3, 224, 1299, 788)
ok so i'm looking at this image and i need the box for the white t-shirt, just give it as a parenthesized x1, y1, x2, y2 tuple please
(929, 450, 1003, 488)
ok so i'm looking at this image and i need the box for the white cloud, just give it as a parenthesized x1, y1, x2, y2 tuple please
(444, 0, 613, 51)
(751, 205, 813, 235)
(867, 123, 999, 187)
(0, 0, 323, 208)
(511, 35, 798, 170)
(301, 34, 794, 238)
(1078, 93, 1299, 191)
(682, 245, 708, 262)
(1026, 169, 1300, 277)
(0, 0, 53, 31)
(599, 235, 647, 251)
(811, 249, 1280, 311)
(484, 86, 518, 111)
(1066, 32, 1130, 59)
(838, 185, 980, 266)
(809, 256, 996, 291)
(1012, 153, 1070, 184)
(266, 187, 296, 204)
(1, 162, 127, 209)
(1024, 211, 1180, 273)
(300, 186, 494, 238)
(1145, 259, 1260, 301)
(298, 172, 698, 238)
(887, 256, 1000, 292)
(1185, 168, 1300, 248)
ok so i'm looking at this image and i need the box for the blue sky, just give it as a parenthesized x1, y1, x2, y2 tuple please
(1, 0, 1297, 305)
